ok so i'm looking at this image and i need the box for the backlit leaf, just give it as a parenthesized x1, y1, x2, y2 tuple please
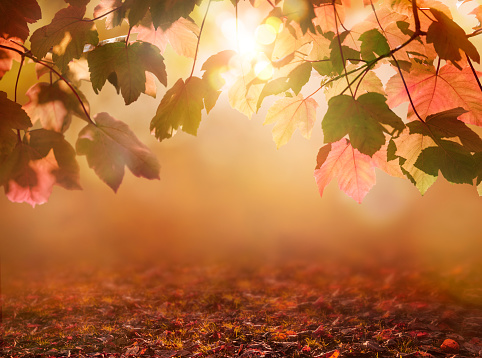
(150, 77, 205, 141)
(283, 0, 316, 34)
(393, 127, 437, 194)
(88, 41, 167, 104)
(359, 29, 390, 62)
(257, 77, 291, 111)
(228, 74, 263, 119)
(23, 81, 89, 133)
(386, 63, 482, 126)
(264, 94, 318, 148)
(322, 93, 404, 156)
(0, 38, 23, 79)
(426, 8, 480, 70)
(132, 16, 199, 58)
(0, 0, 41, 41)
(30, 6, 99, 72)
(77, 112, 160, 192)
(314, 138, 376, 203)
(287, 62, 312, 95)
(93, 0, 125, 29)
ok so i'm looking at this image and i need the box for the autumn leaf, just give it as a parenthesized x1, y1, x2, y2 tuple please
(264, 94, 318, 148)
(88, 41, 167, 105)
(77, 112, 160, 192)
(314, 138, 376, 203)
(322, 93, 405, 156)
(0, 0, 41, 41)
(0, 130, 80, 206)
(426, 8, 480, 70)
(0, 91, 32, 158)
(330, 32, 361, 75)
(23, 81, 89, 133)
(386, 63, 482, 126)
(228, 74, 263, 119)
(150, 0, 199, 30)
(283, 0, 316, 34)
(287, 62, 312, 95)
(393, 127, 438, 194)
(93, 0, 126, 29)
(201, 50, 236, 113)
(150, 77, 205, 141)
(359, 29, 390, 62)
(132, 16, 199, 58)
(312, 3, 345, 34)
(28, 129, 81, 190)
(30, 6, 99, 72)
(0, 91, 32, 131)
(257, 77, 291, 110)
(0, 38, 23, 80)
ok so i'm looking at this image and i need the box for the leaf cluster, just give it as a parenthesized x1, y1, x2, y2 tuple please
(1, 0, 482, 205)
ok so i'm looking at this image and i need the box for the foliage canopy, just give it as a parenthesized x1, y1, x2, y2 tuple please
(1, 0, 482, 206)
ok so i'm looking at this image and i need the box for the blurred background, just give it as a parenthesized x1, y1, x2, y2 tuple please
(1, 0, 481, 293)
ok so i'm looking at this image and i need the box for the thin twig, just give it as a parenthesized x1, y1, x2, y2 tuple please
(466, 53, 482, 92)
(333, 1, 354, 98)
(190, 0, 212, 79)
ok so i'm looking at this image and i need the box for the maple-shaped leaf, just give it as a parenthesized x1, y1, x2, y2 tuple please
(0, 91, 32, 131)
(393, 127, 438, 194)
(132, 16, 199, 58)
(283, 0, 316, 34)
(330, 33, 361, 75)
(77, 112, 160, 192)
(151, 77, 205, 141)
(88, 41, 167, 105)
(470, 6, 482, 30)
(28, 129, 81, 190)
(23, 81, 89, 133)
(359, 29, 390, 62)
(312, 3, 345, 34)
(371, 140, 404, 178)
(314, 138, 376, 203)
(257, 77, 291, 110)
(0, 91, 32, 157)
(201, 50, 236, 113)
(287, 62, 312, 95)
(426, 8, 480, 70)
(0, 0, 41, 41)
(386, 63, 482, 126)
(30, 6, 99, 72)
(1, 130, 80, 206)
(150, 0, 199, 30)
(322, 93, 405, 156)
(1, 143, 57, 206)
(93, 0, 126, 29)
(228, 74, 263, 119)
(264, 94, 318, 148)
(0, 38, 23, 79)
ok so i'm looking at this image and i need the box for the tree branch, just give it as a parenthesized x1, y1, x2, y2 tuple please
(190, 0, 212, 79)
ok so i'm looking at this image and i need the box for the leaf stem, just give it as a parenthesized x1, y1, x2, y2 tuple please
(190, 0, 212, 79)
(333, 1, 354, 98)
(14, 56, 24, 103)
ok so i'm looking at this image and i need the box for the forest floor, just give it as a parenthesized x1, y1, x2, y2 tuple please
(1, 255, 482, 358)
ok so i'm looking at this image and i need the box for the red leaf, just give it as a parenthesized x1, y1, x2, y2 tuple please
(386, 63, 482, 126)
(314, 138, 376, 203)
(0, 0, 41, 40)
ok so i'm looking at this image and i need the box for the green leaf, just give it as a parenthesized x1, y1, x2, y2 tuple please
(88, 41, 167, 105)
(77, 112, 160, 192)
(426, 8, 480, 69)
(359, 29, 390, 62)
(283, 0, 316, 34)
(150, 77, 205, 141)
(287, 62, 312, 95)
(415, 140, 476, 184)
(322, 93, 404, 156)
(30, 6, 99, 72)
(330, 44, 360, 75)
(257, 77, 291, 110)
(150, 0, 199, 30)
